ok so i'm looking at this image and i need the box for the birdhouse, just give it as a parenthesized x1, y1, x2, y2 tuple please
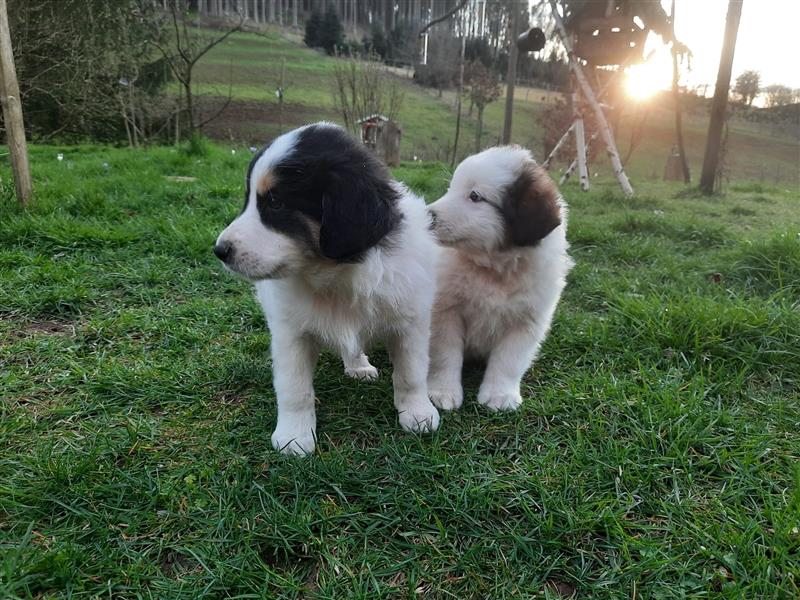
(357, 115, 402, 167)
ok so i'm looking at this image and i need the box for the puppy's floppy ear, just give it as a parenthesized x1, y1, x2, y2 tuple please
(319, 173, 401, 261)
(503, 162, 562, 246)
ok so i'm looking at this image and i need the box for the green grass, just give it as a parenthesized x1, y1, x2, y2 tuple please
(1, 144, 800, 598)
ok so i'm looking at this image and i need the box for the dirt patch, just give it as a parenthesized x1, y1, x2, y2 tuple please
(545, 580, 577, 598)
(161, 550, 198, 578)
(198, 98, 337, 145)
(4, 319, 77, 340)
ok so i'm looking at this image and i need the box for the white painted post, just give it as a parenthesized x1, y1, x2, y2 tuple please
(542, 121, 575, 169)
(573, 91, 589, 190)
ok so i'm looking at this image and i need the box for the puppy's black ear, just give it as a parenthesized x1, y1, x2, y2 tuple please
(503, 163, 562, 246)
(319, 173, 401, 261)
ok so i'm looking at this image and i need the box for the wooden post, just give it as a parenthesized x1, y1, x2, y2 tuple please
(700, 0, 742, 195)
(502, 3, 520, 144)
(572, 90, 589, 190)
(549, 0, 633, 197)
(561, 129, 597, 184)
(0, 0, 32, 205)
(543, 121, 575, 169)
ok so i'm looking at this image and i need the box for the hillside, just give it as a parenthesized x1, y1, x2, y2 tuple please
(190, 28, 799, 186)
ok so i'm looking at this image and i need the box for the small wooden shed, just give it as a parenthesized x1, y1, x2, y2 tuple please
(358, 114, 401, 167)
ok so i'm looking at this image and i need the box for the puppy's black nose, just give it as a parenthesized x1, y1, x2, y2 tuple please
(213, 241, 234, 263)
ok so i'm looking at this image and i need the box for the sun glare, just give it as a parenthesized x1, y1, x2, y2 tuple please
(625, 62, 667, 100)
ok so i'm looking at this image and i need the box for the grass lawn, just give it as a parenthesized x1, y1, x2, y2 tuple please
(1, 142, 799, 598)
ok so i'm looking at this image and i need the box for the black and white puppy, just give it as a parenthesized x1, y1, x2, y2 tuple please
(214, 123, 440, 455)
(427, 146, 573, 412)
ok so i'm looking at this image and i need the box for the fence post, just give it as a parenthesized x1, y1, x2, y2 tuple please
(0, 0, 32, 205)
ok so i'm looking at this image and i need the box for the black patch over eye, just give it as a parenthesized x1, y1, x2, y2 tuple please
(469, 190, 485, 203)
(265, 191, 283, 210)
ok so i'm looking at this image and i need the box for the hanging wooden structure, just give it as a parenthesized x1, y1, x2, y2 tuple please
(542, 0, 634, 196)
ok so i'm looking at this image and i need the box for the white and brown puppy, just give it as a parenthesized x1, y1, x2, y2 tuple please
(427, 146, 573, 412)
(215, 123, 440, 456)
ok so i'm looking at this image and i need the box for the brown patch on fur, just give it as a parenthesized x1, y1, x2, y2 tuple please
(256, 171, 275, 196)
(503, 162, 562, 246)
(455, 252, 528, 293)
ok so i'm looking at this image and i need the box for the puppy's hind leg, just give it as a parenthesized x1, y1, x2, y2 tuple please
(342, 351, 379, 381)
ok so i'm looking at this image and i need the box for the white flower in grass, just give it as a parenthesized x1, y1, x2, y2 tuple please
(57, 153, 64, 161)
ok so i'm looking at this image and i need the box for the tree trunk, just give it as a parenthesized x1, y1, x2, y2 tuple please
(128, 80, 139, 147)
(502, 4, 519, 144)
(451, 35, 465, 168)
(292, 0, 298, 27)
(184, 76, 194, 137)
(268, 0, 274, 22)
(384, 0, 392, 32)
(670, 0, 690, 183)
(700, 0, 742, 195)
(175, 86, 181, 144)
(0, 0, 33, 205)
(475, 106, 484, 152)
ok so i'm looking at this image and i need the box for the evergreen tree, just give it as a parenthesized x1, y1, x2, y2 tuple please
(304, 9, 322, 49)
(318, 4, 343, 55)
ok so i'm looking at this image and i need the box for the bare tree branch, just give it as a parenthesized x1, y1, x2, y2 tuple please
(418, 0, 469, 36)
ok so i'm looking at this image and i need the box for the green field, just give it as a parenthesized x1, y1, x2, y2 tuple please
(1, 140, 799, 597)
(189, 28, 799, 186)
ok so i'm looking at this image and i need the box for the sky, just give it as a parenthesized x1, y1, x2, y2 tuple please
(632, 0, 800, 97)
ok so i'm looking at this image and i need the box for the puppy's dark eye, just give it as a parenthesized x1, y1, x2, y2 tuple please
(266, 192, 283, 210)
(469, 190, 484, 203)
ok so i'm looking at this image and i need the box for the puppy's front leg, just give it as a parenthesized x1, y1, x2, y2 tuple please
(478, 327, 540, 412)
(427, 310, 465, 411)
(387, 324, 440, 434)
(270, 331, 320, 456)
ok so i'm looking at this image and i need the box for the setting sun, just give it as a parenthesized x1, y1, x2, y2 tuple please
(623, 42, 674, 100)
(625, 63, 663, 100)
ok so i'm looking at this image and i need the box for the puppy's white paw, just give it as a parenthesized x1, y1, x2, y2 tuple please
(397, 397, 440, 433)
(271, 417, 316, 456)
(429, 386, 463, 411)
(344, 364, 379, 381)
(478, 389, 523, 412)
